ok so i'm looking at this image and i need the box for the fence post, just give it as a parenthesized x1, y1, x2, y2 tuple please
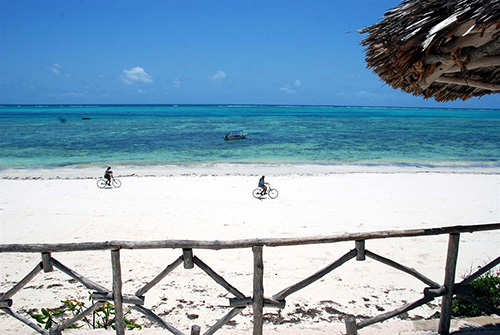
(42, 252, 53, 272)
(438, 233, 460, 335)
(355, 240, 365, 261)
(183, 248, 194, 269)
(252, 246, 264, 335)
(345, 317, 358, 335)
(191, 325, 201, 335)
(111, 249, 125, 335)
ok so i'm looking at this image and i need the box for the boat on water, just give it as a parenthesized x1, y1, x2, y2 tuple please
(224, 130, 248, 140)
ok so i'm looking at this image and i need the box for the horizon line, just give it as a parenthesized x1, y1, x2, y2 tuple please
(1, 103, 499, 111)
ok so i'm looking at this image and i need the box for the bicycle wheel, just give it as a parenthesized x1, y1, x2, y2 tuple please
(252, 188, 262, 198)
(112, 179, 122, 188)
(268, 189, 278, 199)
(96, 179, 107, 189)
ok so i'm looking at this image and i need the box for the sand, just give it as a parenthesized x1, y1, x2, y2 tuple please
(0, 166, 499, 334)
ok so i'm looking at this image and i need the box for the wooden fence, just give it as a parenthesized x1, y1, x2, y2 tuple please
(1, 223, 499, 335)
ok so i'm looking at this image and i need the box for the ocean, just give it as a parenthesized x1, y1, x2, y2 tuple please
(1, 105, 499, 170)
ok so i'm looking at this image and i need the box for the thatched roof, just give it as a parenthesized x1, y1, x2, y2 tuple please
(360, 0, 500, 102)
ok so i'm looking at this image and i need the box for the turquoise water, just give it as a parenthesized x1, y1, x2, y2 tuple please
(1, 105, 499, 169)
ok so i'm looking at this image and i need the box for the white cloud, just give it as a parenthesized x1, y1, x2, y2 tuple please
(279, 85, 296, 94)
(355, 90, 377, 98)
(172, 77, 181, 88)
(210, 70, 227, 81)
(280, 79, 302, 94)
(122, 66, 153, 85)
(50, 64, 61, 76)
(48, 64, 70, 77)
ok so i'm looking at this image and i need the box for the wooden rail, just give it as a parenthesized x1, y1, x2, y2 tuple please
(1, 223, 499, 335)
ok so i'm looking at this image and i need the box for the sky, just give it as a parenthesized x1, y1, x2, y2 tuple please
(1, 0, 499, 108)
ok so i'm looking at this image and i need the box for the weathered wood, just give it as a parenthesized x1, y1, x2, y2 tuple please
(355, 240, 365, 261)
(191, 325, 201, 335)
(204, 307, 244, 335)
(193, 256, 246, 300)
(252, 246, 264, 335)
(183, 248, 194, 269)
(111, 249, 125, 335)
(459, 255, 500, 286)
(0, 223, 500, 253)
(92, 292, 144, 305)
(438, 233, 460, 335)
(56, 302, 104, 331)
(444, 56, 500, 73)
(1, 223, 498, 253)
(50, 258, 109, 293)
(135, 256, 183, 296)
(435, 77, 500, 91)
(230, 297, 285, 309)
(358, 296, 433, 328)
(0, 299, 12, 307)
(425, 40, 500, 65)
(0, 262, 42, 300)
(41, 252, 53, 272)
(132, 305, 185, 335)
(439, 32, 495, 53)
(345, 317, 358, 335)
(424, 285, 446, 298)
(456, 294, 500, 316)
(365, 250, 440, 288)
(419, 63, 455, 89)
(0, 307, 49, 335)
(273, 249, 356, 301)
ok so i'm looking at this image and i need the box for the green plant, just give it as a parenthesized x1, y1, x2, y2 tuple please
(452, 269, 500, 317)
(31, 294, 141, 330)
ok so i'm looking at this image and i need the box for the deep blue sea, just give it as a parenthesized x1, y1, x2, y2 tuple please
(1, 105, 499, 169)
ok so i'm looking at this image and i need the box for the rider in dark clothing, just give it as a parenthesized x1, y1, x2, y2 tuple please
(104, 167, 113, 186)
(258, 176, 267, 195)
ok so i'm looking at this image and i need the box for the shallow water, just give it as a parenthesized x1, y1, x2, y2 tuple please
(1, 105, 499, 169)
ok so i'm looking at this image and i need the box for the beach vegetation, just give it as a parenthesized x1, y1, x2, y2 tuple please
(31, 294, 141, 330)
(452, 269, 500, 317)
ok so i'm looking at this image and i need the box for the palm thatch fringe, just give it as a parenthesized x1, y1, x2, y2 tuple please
(359, 0, 500, 102)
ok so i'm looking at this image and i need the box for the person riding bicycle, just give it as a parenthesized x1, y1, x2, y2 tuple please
(258, 176, 267, 195)
(104, 167, 113, 186)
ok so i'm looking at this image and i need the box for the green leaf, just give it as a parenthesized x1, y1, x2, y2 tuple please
(53, 309, 66, 316)
(31, 314, 46, 323)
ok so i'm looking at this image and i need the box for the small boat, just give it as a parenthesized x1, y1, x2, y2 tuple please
(224, 130, 248, 140)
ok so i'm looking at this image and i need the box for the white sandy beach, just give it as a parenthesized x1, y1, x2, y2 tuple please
(1, 166, 499, 334)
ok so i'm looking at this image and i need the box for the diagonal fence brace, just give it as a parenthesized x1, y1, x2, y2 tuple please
(0, 307, 49, 335)
(458, 255, 500, 287)
(135, 256, 184, 296)
(0, 262, 43, 301)
(133, 305, 186, 335)
(55, 302, 105, 333)
(273, 249, 357, 301)
(203, 307, 245, 335)
(365, 249, 441, 288)
(357, 295, 434, 329)
(50, 258, 109, 293)
(193, 256, 247, 300)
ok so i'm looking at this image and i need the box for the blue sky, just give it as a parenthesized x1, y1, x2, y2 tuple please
(1, 0, 498, 108)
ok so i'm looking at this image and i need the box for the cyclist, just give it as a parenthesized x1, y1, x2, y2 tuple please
(258, 176, 267, 195)
(104, 167, 113, 186)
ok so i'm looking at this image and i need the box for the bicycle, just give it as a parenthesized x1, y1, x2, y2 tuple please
(96, 177, 122, 189)
(253, 182, 278, 199)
